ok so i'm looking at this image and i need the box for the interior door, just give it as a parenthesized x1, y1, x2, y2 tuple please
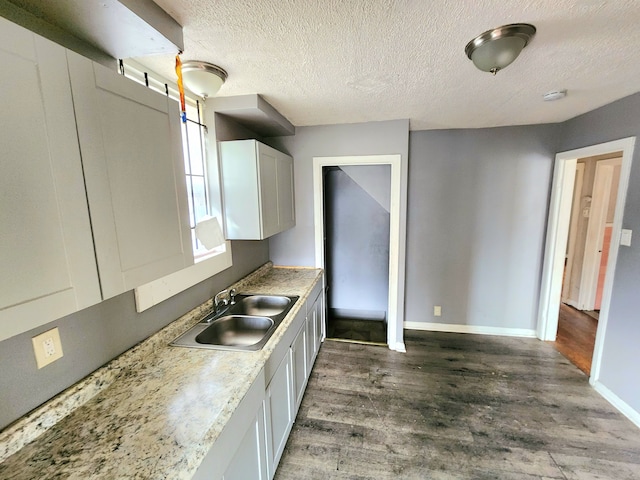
(578, 158, 621, 310)
(562, 163, 585, 305)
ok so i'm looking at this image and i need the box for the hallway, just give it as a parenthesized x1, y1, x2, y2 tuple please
(553, 303, 598, 375)
(275, 331, 640, 479)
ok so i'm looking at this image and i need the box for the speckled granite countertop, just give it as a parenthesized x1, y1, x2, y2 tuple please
(0, 263, 322, 479)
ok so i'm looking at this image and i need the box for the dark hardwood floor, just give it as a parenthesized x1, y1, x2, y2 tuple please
(275, 331, 640, 480)
(326, 316, 387, 345)
(553, 303, 598, 375)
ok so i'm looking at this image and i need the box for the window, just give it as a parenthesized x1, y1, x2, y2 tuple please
(181, 100, 226, 261)
(123, 60, 233, 312)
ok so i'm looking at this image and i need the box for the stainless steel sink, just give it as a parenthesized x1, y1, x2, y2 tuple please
(234, 295, 291, 316)
(195, 315, 273, 347)
(170, 294, 298, 351)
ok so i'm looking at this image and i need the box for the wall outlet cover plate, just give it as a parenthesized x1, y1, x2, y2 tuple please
(32, 327, 64, 369)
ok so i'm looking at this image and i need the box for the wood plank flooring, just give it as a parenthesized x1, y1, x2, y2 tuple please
(275, 331, 640, 480)
(553, 303, 598, 375)
(326, 317, 387, 345)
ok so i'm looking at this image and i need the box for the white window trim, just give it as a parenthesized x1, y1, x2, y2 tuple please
(123, 59, 233, 312)
(134, 245, 232, 312)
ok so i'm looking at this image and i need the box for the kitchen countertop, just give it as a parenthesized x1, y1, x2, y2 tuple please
(0, 263, 322, 479)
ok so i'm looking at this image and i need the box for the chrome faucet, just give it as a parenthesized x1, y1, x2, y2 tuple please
(214, 289, 230, 313)
(213, 288, 237, 317)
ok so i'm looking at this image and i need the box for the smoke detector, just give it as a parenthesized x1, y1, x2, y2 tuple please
(543, 90, 567, 102)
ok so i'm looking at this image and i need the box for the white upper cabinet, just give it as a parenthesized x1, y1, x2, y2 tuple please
(67, 51, 193, 299)
(0, 17, 101, 341)
(0, 16, 192, 340)
(220, 140, 295, 240)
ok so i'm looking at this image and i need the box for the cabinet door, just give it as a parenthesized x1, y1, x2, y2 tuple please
(257, 144, 279, 238)
(265, 351, 294, 476)
(67, 52, 193, 298)
(220, 140, 294, 240)
(220, 140, 261, 239)
(276, 153, 295, 231)
(314, 289, 325, 348)
(305, 289, 324, 373)
(291, 323, 307, 411)
(223, 404, 268, 480)
(304, 312, 316, 373)
(0, 18, 101, 341)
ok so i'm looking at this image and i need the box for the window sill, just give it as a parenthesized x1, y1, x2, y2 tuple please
(134, 242, 232, 312)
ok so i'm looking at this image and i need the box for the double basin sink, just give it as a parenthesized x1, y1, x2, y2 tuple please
(171, 294, 299, 351)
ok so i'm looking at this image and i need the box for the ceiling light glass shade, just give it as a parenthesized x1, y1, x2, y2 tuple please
(465, 23, 536, 74)
(181, 61, 227, 98)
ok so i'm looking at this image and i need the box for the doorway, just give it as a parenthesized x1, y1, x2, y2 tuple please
(563, 156, 622, 312)
(537, 137, 635, 384)
(323, 165, 390, 345)
(313, 155, 405, 352)
(555, 155, 623, 374)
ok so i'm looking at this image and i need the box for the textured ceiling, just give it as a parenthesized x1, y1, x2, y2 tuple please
(135, 0, 640, 130)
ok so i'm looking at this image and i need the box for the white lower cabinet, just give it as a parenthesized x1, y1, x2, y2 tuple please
(194, 278, 325, 480)
(192, 370, 267, 480)
(305, 285, 325, 372)
(304, 312, 316, 373)
(313, 292, 324, 352)
(264, 350, 294, 477)
(291, 323, 308, 411)
(223, 405, 268, 480)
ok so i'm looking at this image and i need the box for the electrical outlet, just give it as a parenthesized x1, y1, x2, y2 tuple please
(621, 229, 632, 247)
(32, 327, 63, 369)
(434, 305, 442, 317)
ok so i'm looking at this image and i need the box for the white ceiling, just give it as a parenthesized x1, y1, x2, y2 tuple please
(135, 0, 640, 131)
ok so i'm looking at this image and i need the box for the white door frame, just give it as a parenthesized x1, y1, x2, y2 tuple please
(313, 155, 405, 352)
(537, 137, 635, 385)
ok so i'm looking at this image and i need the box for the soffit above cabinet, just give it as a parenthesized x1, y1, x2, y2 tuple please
(209, 94, 295, 137)
(1, 0, 182, 60)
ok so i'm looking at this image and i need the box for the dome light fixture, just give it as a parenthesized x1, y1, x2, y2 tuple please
(181, 61, 227, 98)
(465, 23, 536, 75)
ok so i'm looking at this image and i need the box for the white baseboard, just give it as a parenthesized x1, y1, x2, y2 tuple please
(564, 298, 580, 309)
(593, 381, 640, 429)
(404, 321, 537, 338)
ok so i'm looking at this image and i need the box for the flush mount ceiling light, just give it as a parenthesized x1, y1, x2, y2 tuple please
(465, 23, 536, 75)
(181, 61, 227, 98)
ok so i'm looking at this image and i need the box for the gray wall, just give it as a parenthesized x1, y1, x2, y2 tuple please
(268, 119, 409, 267)
(340, 164, 392, 211)
(0, 238, 268, 430)
(407, 125, 560, 331)
(325, 167, 390, 318)
(557, 92, 640, 414)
